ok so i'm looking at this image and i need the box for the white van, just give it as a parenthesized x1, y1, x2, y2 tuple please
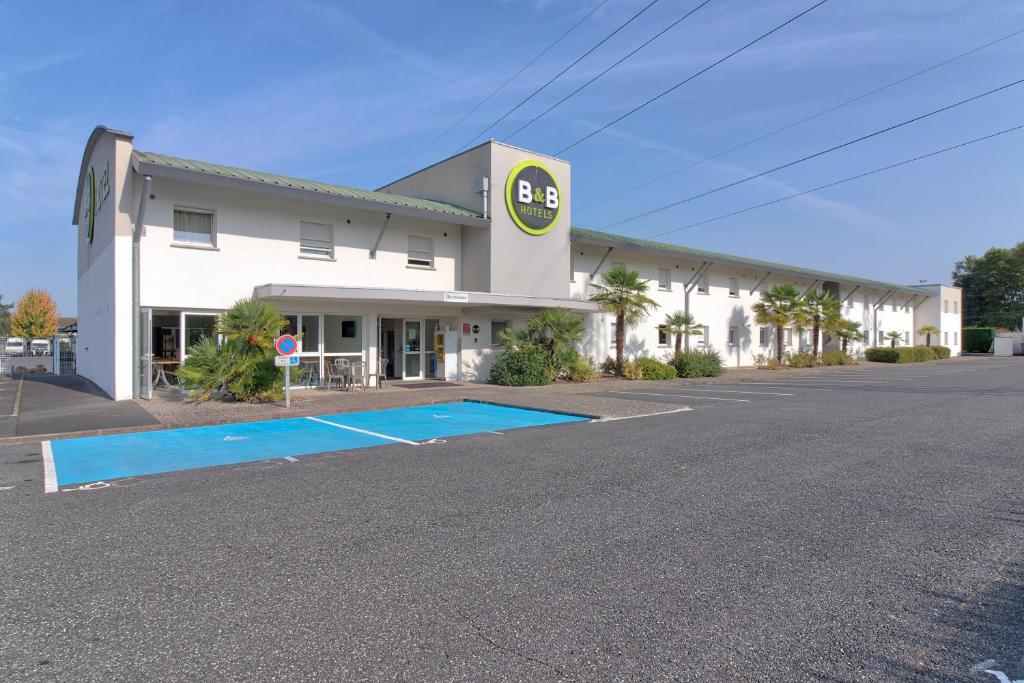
(30, 339, 51, 356)
(4, 337, 26, 355)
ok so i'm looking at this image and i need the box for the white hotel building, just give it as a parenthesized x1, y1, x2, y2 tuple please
(74, 126, 962, 400)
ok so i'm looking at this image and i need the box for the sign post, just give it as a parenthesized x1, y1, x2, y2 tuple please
(275, 334, 299, 408)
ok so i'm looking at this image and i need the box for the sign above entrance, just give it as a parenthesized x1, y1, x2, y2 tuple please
(505, 159, 560, 236)
(444, 291, 470, 303)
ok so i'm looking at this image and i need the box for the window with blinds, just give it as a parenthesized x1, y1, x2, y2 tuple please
(299, 221, 333, 257)
(173, 208, 214, 245)
(407, 235, 433, 268)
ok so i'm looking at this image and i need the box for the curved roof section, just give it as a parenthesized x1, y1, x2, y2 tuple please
(571, 227, 923, 296)
(134, 151, 482, 221)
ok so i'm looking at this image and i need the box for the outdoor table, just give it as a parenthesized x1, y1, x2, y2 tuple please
(152, 360, 179, 389)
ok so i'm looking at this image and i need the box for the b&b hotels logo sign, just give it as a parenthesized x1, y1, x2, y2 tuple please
(505, 160, 561, 236)
(82, 160, 111, 244)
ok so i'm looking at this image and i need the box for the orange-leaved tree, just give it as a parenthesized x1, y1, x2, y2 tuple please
(10, 289, 58, 338)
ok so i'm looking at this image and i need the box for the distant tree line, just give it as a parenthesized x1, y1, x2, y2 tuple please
(953, 241, 1024, 329)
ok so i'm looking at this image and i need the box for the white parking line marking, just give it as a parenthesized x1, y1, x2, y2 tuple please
(732, 383, 834, 391)
(674, 388, 794, 396)
(283, 456, 299, 462)
(304, 416, 419, 446)
(41, 441, 57, 494)
(593, 407, 693, 422)
(759, 378, 899, 384)
(611, 391, 750, 402)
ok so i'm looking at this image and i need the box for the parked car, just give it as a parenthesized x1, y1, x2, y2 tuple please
(4, 337, 26, 355)
(30, 339, 51, 356)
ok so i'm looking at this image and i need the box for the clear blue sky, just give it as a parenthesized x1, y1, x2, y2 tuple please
(1, 0, 1021, 315)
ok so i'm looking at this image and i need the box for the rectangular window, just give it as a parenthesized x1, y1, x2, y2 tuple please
(891, 302, 897, 312)
(407, 235, 434, 268)
(878, 329, 885, 344)
(658, 325, 670, 346)
(610, 322, 617, 348)
(846, 296, 854, 309)
(953, 331, 958, 345)
(759, 327, 770, 347)
(903, 331, 909, 344)
(697, 325, 709, 345)
(784, 328, 793, 346)
(299, 221, 333, 258)
(728, 326, 737, 345)
(944, 300, 949, 313)
(490, 320, 508, 347)
(658, 268, 671, 291)
(728, 277, 739, 297)
(697, 273, 709, 295)
(944, 331, 948, 345)
(570, 251, 575, 283)
(953, 301, 958, 314)
(173, 208, 214, 245)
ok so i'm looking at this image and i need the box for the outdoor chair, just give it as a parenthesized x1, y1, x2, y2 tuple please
(369, 357, 389, 389)
(323, 359, 345, 391)
(349, 360, 367, 391)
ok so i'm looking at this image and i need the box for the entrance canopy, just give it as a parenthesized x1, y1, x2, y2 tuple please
(253, 284, 599, 313)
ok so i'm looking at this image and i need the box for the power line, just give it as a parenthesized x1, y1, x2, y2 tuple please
(601, 77, 1024, 229)
(504, 0, 715, 142)
(384, 0, 611, 181)
(582, 26, 1024, 209)
(453, 0, 665, 155)
(638, 122, 1024, 240)
(557, 0, 830, 155)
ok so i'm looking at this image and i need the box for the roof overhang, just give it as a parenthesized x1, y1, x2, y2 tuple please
(72, 125, 133, 225)
(133, 157, 490, 229)
(253, 284, 599, 313)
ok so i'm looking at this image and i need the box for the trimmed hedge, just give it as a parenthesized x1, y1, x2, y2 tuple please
(963, 328, 995, 353)
(928, 345, 951, 359)
(670, 349, 723, 377)
(866, 346, 942, 363)
(821, 350, 853, 365)
(488, 347, 550, 386)
(635, 357, 678, 380)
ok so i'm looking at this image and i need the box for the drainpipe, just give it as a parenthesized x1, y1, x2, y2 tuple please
(132, 175, 152, 399)
(475, 177, 489, 220)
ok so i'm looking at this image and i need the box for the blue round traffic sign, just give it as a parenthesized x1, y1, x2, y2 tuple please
(275, 335, 298, 356)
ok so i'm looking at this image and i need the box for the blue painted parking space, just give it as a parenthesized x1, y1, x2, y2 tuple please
(44, 401, 588, 490)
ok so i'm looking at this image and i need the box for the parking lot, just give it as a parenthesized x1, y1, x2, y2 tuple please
(1, 358, 1023, 680)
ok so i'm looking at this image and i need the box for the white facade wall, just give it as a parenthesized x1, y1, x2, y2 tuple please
(913, 284, 963, 354)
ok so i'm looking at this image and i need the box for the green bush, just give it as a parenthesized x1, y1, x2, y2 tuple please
(785, 351, 815, 368)
(635, 357, 677, 380)
(670, 349, 723, 378)
(962, 328, 994, 353)
(599, 357, 617, 376)
(929, 345, 951, 359)
(820, 350, 853, 365)
(621, 360, 644, 380)
(488, 347, 550, 386)
(865, 347, 900, 362)
(753, 353, 781, 369)
(567, 356, 598, 383)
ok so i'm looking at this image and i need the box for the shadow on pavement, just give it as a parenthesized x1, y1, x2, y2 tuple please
(12, 375, 159, 438)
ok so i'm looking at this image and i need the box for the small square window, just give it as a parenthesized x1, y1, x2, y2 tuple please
(407, 235, 434, 268)
(697, 273, 709, 295)
(173, 208, 214, 245)
(658, 325, 670, 346)
(658, 268, 671, 291)
(299, 221, 333, 257)
(490, 320, 509, 347)
(728, 277, 739, 297)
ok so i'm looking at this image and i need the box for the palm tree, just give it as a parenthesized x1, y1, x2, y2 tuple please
(217, 297, 289, 350)
(753, 284, 801, 364)
(664, 311, 702, 354)
(917, 325, 940, 346)
(802, 290, 840, 359)
(527, 307, 583, 368)
(589, 265, 658, 375)
(885, 330, 903, 348)
(827, 318, 863, 354)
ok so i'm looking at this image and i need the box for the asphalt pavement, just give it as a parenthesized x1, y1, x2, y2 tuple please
(1, 359, 1023, 681)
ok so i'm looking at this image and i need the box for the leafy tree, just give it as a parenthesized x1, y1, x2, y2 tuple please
(9, 289, 58, 338)
(589, 265, 658, 376)
(885, 330, 903, 348)
(802, 290, 840, 359)
(753, 284, 801, 364)
(952, 242, 1024, 329)
(663, 311, 702, 354)
(0, 294, 12, 336)
(917, 325, 940, 346)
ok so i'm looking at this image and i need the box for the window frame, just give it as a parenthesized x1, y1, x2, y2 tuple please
(728, 277, 739, 298)
(696, 273, 709, 295)
(407, 235, 435, 269)
(490, 320, 509, 347)
(759, 327, 770, 347)
(172, 206, 216, 247)
(697, 325, 709, 345)
(657, 268, 671, 292)
(728, 326, 738, 346)
(657, 324, 670, 347)
(298, 220, 334, 259)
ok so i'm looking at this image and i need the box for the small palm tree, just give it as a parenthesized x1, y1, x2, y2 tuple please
(589, 265, 659, 376)
(885, 330, 903, 348)
(527, 307, 583, 368)
(832, 319, 863, 353)
(803, 290, 840, 359)
(753, 284, 801, 364)
(218, 297, 289, 350)
(664, 311, 701, 354)
(918, 325, 940, 346)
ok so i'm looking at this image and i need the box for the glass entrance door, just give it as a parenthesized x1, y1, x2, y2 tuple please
(403, 320, 422, 379)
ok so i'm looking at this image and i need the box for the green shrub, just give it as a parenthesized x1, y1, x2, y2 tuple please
(865, 347, 899, 362)
(962, 327, 994, 353)
(785, 351, 815, 368)
(567, 356, 597, 383)
(929, 345, 951, 359)
(820, 350, 853, 365)
(621, 360, 644, 380)
(599, 357, 617, 376)
(670, 348, 723, 378)
(488, 347, 550, 386)
(635, 357, 677, 380)
(753, 353, 781, 370)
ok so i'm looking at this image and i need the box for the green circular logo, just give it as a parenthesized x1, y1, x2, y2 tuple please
(86, 166, 96, 244)
(505, 160, 561, 236)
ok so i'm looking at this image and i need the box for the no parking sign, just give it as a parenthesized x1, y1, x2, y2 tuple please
(275, 334, 298, 356)
(275, 334, 299, 408)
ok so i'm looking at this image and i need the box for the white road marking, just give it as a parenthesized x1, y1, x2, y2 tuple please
(611, 391, 750, 403)
(593, 407, 693, 422)
(675, 388, 794, 396)
(41, 441, 57, 494)
(757, 378, 900, 384)
(223, 436, 248, 442)
(304, 415, 419, 445)
(732, 383, 834, 391)
(283, 456, 299, 462)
